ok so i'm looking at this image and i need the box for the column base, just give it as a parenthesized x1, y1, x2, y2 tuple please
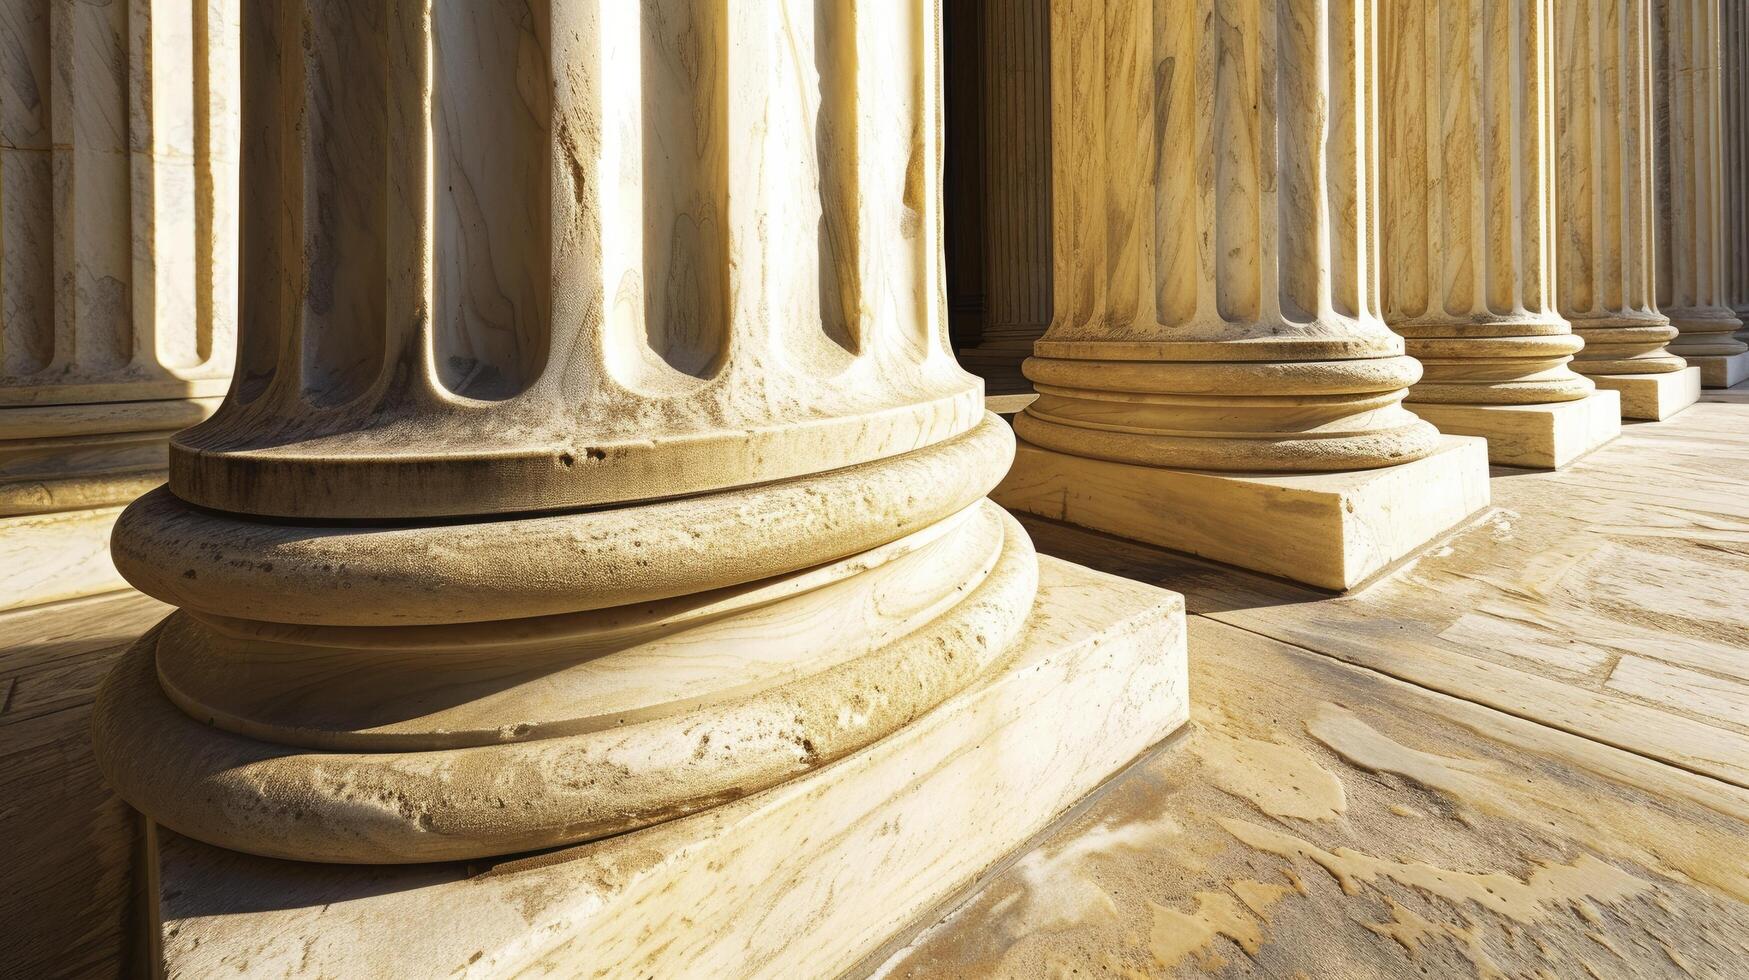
(141, 556, 1188, 978)
(1408, 390, 1621, 468)
(1682, 350, 1749, 388)
(1585, 368, 1702, 421)
(993, 435, 1490, 591)
(0, 506, 129, 612)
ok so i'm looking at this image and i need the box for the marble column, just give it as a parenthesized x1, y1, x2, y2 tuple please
(1378, 0, 1620, 466)
(90, 4, 1186, 933)
(0, 1, 237, 610)
(953, 0, 1053, 394)
(1553, 0, 1701, 420)
(1723, 0, 1749, 338)
(1653, 0, 1749, 385)
(992, 0, 1490, 590)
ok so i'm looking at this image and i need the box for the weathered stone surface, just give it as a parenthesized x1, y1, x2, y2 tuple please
(878, 615, 1749, 979)
(140, 557, 1188, 978)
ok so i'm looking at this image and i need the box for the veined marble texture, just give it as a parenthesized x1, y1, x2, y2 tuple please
(1651, 0, 1748, 357)
(1015, 0, 1440, 474)
(1553, 0, 1687, 377)
(174, 0, 982, 520)
(1377, 0, 1593, 407)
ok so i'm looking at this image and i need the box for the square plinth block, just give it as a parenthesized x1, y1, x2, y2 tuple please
(1585, 368, 1702, 421)
(0, 506, 128, 613)
(993, 435, 1490, 591)
(1408, 390, 1621, 468)
(141, 556, 1188, 978)
(1686, 351, 1749, 388)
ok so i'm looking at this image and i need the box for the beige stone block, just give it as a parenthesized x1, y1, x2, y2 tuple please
(1687, 351, 1749, 388)
(994, 436, 1490, 592)
(0, 507, 128, 613)
(1588, 368, 1702, 421)
(140, 557, 1187, 978)
(1409, 391, 1623, 469)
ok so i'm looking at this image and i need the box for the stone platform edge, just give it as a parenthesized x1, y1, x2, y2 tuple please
(1586, 368, 1702, 421)
(1690, 350, 1749, 389)
(0, 506, 129, 613)
(1409, 390, 1622, 469)
(994, 435, 1490, 591)
(147, 555, 1190, 978)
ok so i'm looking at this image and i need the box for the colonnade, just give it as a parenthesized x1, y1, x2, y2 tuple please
(0, 0, 1740, 972)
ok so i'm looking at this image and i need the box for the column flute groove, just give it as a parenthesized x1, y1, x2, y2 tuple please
(954, 0, 1053, 393)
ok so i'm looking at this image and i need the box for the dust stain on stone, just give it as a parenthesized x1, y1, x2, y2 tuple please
(998, 815, 1184, 936)
(1195, 726, 1346, 822)
(1230, 877, 1295, 923)
(1361, 896, 1516, 979)
(1361, 895, 1445, 956)
(1146, 891, 1262, 969)
(1305, 702, 1749, 904)
(1143, 876, 1297, 970)
(1220, 816, 1649, 924)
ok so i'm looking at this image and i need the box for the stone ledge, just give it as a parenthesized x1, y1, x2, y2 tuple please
(0, 507, 129, 613)
(144, 556, 1189, 978)
(1409, 390, 1622, 468)
(1686, 351, 1749, 389)
(1585, 368, 1702, 421)
(993, 435, 1490, 591)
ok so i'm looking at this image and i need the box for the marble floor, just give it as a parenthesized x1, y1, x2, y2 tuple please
(875, 388, 1749, 978)
(3, 391, 1747, 978)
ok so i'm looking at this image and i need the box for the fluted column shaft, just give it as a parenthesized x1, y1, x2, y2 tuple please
(1723, 0, 1749, 331)
(1015, 0, 1440, 473)
(1653, 0, 1747, 355)
(1378, 0, 1594, 406)
(93, 0, 1037, 866)
(1553, 0, 1686, 376)
(973, 0, 1051, 351)
(177, 1, 983, 521)
(0, 1, 236, 514)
